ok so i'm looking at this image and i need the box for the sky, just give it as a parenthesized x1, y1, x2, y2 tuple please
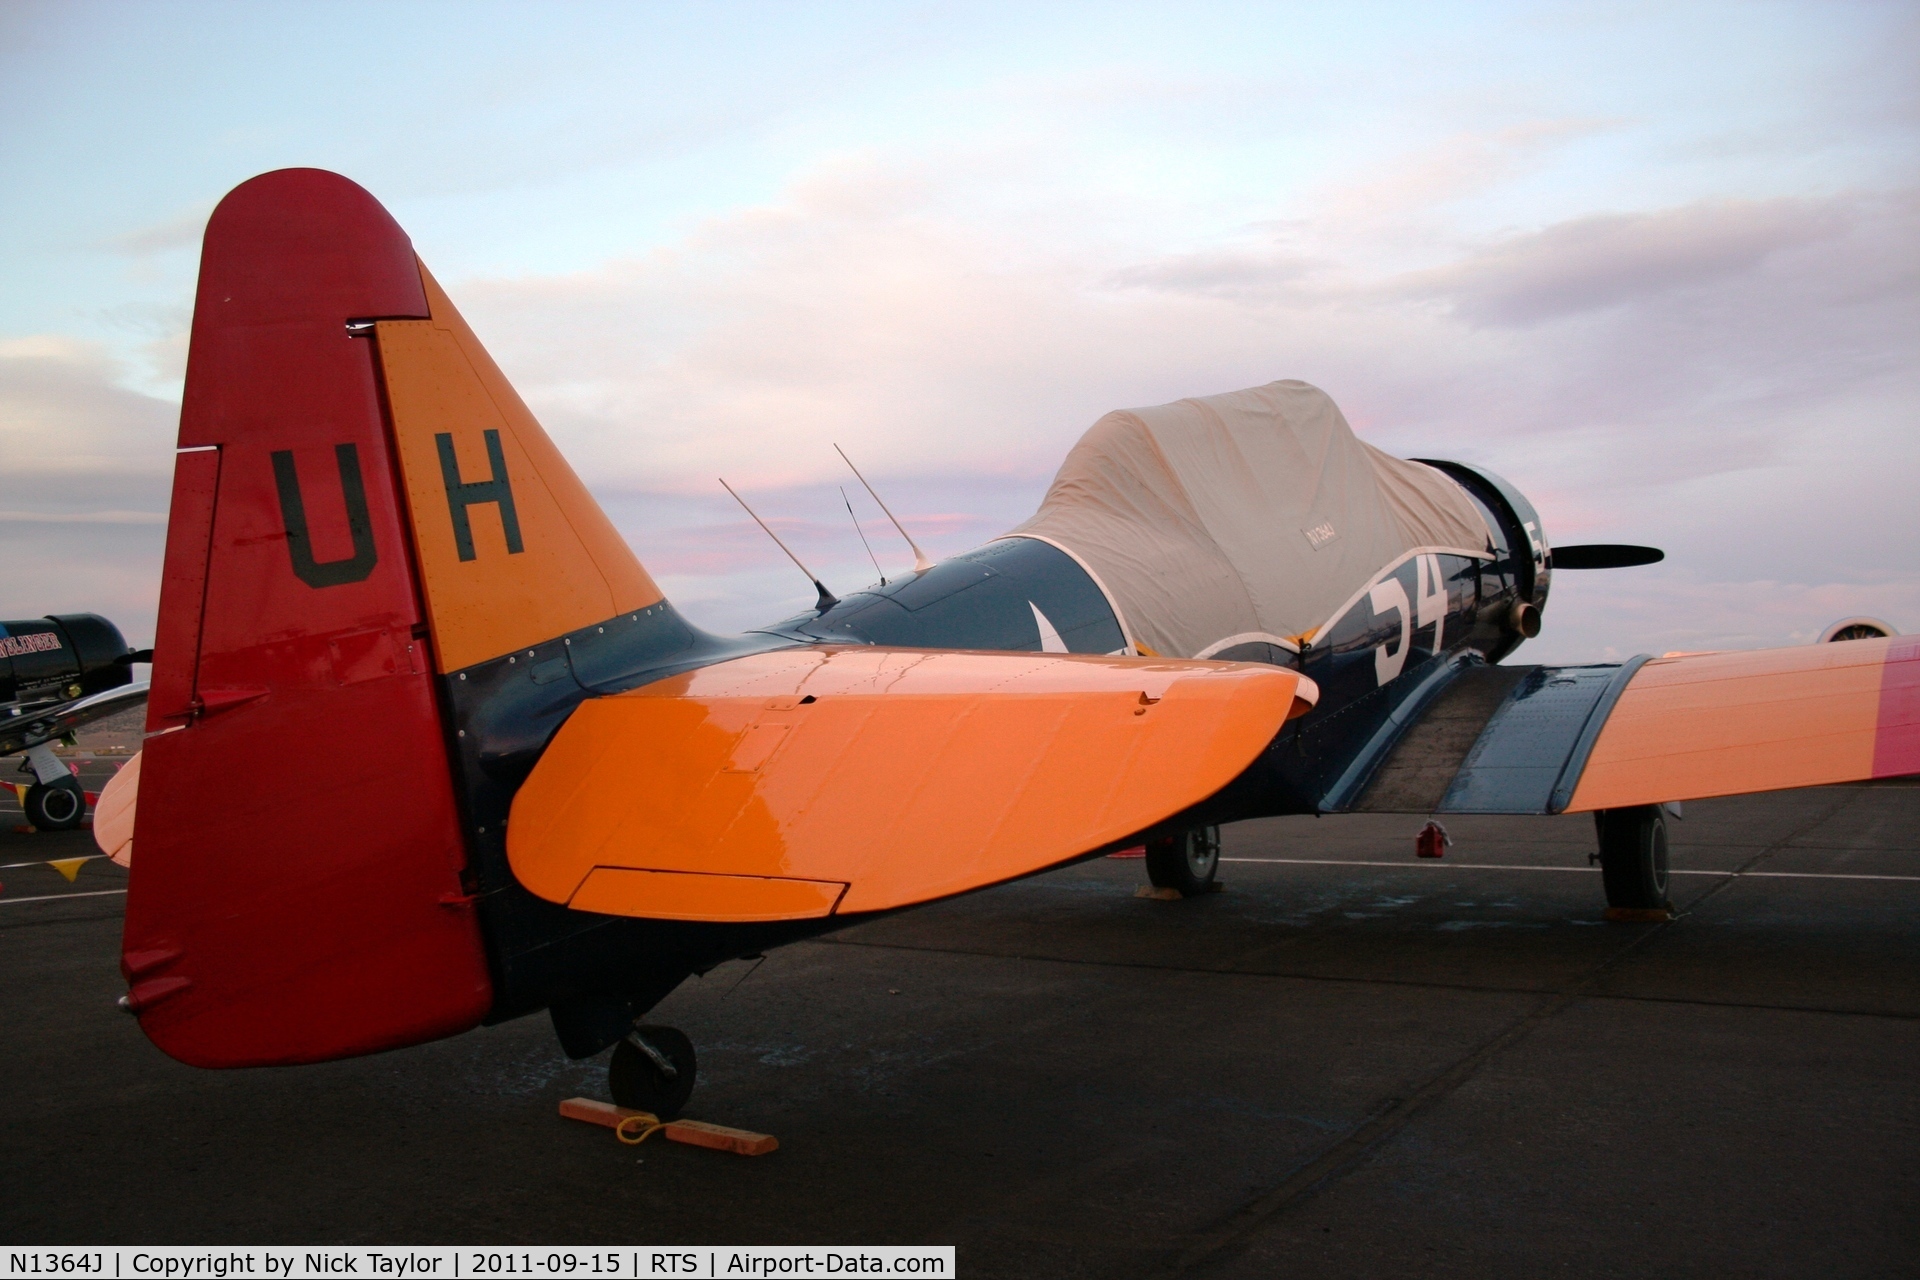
(2, 0, 1916, 661)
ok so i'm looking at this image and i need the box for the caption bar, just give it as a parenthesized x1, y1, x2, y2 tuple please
(5, 1251, 954, 1279)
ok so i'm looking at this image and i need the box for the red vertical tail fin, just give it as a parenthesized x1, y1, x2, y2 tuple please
(126, 170, 492, 1067)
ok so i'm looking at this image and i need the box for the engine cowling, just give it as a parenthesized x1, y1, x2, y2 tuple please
(1413, 461, 1551, 660)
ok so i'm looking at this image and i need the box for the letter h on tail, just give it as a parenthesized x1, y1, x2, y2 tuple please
(435, 429, 523, 561)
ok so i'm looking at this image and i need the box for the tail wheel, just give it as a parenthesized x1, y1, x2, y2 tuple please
(609, 1025, 697, 1120)
(1144, 825, 1221, 897)
(25, 777, 87, 832)
(1595, 806, 1670, 909)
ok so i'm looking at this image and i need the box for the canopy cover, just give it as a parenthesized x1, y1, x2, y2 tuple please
(1004, 380, 1491, 659)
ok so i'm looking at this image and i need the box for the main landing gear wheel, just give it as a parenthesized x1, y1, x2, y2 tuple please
(609, 1024, 697, 1120)
(1595, 805, 1670, 910)
(1145, 825, 1221, 897)
(24, 776, 86, 832)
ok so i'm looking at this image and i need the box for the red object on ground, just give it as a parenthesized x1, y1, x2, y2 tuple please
(122, 170, 492, 1068)
(1416, 820, 1451, 859)
(1108, 845, 1146, 859)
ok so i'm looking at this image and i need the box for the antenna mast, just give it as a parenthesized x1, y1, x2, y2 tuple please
(834, 443, 933, 573)
(842, 486, 887, 586)
(719, 478, 839, 612)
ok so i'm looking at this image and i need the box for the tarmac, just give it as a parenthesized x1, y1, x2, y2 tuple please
(1, 741, 1914, 1277)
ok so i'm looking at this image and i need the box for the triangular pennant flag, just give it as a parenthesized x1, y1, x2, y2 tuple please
(9, 782, 27, 805)
(48, 858, 88, 883)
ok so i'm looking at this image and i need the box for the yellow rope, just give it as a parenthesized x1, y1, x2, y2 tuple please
(614, 1111, 666, 1145)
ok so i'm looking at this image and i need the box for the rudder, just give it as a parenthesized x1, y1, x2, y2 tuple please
(126, 170, 493, 1066)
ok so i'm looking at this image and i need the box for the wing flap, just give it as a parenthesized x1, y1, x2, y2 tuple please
(508, 646, 1315, 920)
(1343, 637, 1916, 816)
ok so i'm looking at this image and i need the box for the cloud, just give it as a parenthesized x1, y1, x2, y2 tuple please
(1319, 118, 1629, 230)
(9, 146, 1915, 655)
(1531, 569, 1920, 664)
(0, 336, 176, 486)
(1106, 249, 1317, 300)
(0, 337, 175, 641)
(433, 157, 1917, 645)
(105, 206, 209, 256)
(454, 168, 1292, 492)
(1402, 196, 1853, 325)
(0, 517, 167, 646)
(0, 509, 167, 523)
(464, 168, 1915, 476)
(593, 472, 1040, 632)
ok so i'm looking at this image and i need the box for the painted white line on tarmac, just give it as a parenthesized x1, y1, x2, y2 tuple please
(0, 888, 128, 906)
(1226, 858, 1596, 872)
(0, 853, 108, 871)
(1714, 870, 1920, 881)
(1221, 858, 1920, 882)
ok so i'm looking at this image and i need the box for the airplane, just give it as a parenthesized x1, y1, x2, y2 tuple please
(105, 169, 1918, 1121)
(1, 613, 148, 830)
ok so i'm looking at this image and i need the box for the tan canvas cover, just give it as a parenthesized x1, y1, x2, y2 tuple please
(1004, 380, 1491, 659)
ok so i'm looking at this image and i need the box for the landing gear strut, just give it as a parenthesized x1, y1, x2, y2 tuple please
(1145, 825, 1221, 897)
(1594, 805, 1670, 910)
(609, 1024, 697, 1120)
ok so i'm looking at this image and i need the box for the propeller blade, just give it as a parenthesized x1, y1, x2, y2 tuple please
(1552, 544, 1664, 570)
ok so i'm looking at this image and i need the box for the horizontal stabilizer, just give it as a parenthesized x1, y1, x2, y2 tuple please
(509, 647, 1316, 920)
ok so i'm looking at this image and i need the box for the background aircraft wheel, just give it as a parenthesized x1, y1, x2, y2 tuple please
(24, 777, 87, 832)
(1595, 805, 1670, 909)
(1145, 825, 1221, 897)
(609, 1024, 696, 1120)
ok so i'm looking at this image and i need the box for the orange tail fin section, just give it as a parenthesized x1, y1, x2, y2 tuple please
(372, 271, 662, 672)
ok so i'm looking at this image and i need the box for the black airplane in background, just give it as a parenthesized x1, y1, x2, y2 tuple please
(1, 613, 147, 830)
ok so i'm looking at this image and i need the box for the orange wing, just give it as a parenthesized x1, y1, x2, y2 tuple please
(1565, 635, 1919, 812)
(508, 646, 1316, 921)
